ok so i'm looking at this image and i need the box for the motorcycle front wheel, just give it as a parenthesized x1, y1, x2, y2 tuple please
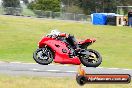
(79, 49, 102, 67)
(33, 47, 54, 65)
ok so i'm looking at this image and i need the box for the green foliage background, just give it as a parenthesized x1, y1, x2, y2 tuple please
(28, 0, 60, 12)
(61, 0, 132, 14)
(2, 0, 20, 8)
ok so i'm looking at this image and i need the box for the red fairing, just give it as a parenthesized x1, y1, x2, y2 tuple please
(78, 38, 96, 45)
(38, 37, 53, 48)
(38, 37, 81, 65)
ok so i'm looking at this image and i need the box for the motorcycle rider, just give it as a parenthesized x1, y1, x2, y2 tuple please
(48, 30, 61, 36)
(48, 30, 80, 55)
(48, 30, 79, 48)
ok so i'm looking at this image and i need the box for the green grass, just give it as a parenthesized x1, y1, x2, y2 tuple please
(0, 75, 131, 88)
(0, 15, 132, 68)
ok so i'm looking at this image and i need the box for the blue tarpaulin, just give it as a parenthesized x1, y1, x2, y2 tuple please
(91, 13, 107, 25)
(91, 13, 117, 25)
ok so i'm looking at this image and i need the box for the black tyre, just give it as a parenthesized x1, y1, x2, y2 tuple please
(76, 75, 86, 85)
(33, 47, 54, 65)
(80, 49, 102, 67)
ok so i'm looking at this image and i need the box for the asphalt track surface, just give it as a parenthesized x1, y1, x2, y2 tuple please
(0, 62, 132, 77)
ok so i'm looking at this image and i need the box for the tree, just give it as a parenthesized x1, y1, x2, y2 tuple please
(28, 0, 60, 12)
(66, 5, 83, 14)
(2, 0, 20, 7)
(61, 0, 83, 13)
(78, 0, 100, 14)
(78, 0, 132, 14)
(23, 0, 29, 4)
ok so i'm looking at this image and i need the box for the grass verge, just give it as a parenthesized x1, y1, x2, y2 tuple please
(0, 75, 131, 88)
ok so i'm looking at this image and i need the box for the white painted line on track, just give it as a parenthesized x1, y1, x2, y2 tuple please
(32, 68, 39, 71)
(46, 70, 60, 72)
(22, 63, 36, 65)
(96, 67, 104, 69)
(46, 70, 76, 73)
(112, 68, 132, 70)
(123, 69, 132, 70)
(107, 68, 120, 69)
(97, 67, 132, 71)
(48, 64, 55, 66)
(31, 69, 76, 73)
(0, 61, 8, 63)
(49, 64, 71, 67)
(10, 62, 21, 64)
(65, 71, 77, 73)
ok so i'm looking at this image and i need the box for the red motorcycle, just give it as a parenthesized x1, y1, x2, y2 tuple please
(33, 30, 102, 67)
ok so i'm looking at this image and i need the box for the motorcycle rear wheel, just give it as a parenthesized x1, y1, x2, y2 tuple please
(80, 49, 102, 67)
(33, 47, 54, 65)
